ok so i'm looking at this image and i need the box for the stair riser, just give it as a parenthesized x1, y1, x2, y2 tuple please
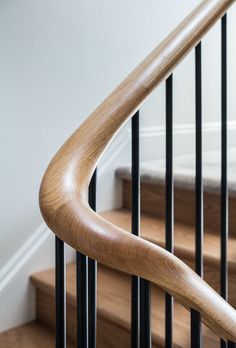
(35, 274, 234, 348)
(36, 289, 76, 343)
(32, 262, 219, 348)
(98, 319, 162, 348)
(122, 180, 236, 236)
(35, 286, 218, 348)
(35, 288, 162, 348)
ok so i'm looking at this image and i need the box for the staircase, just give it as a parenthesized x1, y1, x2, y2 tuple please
(1, 1, 236, 346)
(1, 154, 235, 347)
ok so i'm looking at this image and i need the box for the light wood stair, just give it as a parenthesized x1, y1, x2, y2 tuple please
(102, 209, 236, 308)
(1, 170, 235, 347)
(31, 262, 218, 348)
(117, 167, 236, 237)
(0, 321, 74, 348)
(115, 166, 236, 309)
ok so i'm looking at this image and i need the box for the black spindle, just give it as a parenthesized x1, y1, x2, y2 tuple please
(131, 111, 140, 348)
(191, 41, 203, 348)
(165, 74, 174, 348)
(221, 13, 229, 348)
(77, 252, 88, 348)
(140, 279, 151, 348)
(88, 170, 97, 348)
(228, 342, 236, 348)
(130, 112, 152, 348)
(56, 237, 66, 348)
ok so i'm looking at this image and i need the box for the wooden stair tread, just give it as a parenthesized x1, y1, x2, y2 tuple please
(100, 209, 236, 272)
(31, 263, 218, 347)
(0, 321, 74, 348)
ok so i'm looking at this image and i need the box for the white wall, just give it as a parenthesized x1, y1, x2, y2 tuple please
(140, 4, 236, 159)
(0, 0, 204, 270)
(1, 0, 236, 330)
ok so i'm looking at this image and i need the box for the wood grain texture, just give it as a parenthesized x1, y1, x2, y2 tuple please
(39, 0, 236, 341)
(101, 210, 236, 307)
(31, 263, 219, 348)
(122, 179, 236, 236)
(0, 321, 75, 348)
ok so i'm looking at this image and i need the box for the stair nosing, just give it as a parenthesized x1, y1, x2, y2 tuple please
(116, 168, 236, 197)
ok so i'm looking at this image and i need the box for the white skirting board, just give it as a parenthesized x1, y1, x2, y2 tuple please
(0, 224, 75, 333)
(0, 124, 131, 333)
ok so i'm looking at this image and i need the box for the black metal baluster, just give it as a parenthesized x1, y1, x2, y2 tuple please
(191, 41, 203, 348)
(140, 279, 151, 348)
(88, 170, 97, 348)
(131, 111, 140, 348)
(77, 251, 88, 348)
(221, 13, 230, 348)
(133, 115, 151, 348)
(165, 74, 174, 348)
(77, 171, 97, 348)
(56, 237, 66, 348)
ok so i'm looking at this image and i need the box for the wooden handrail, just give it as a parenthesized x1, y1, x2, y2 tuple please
(39, 0, 236, 342)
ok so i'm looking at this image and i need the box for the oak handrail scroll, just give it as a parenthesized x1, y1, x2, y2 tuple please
(39, 0, 236, 342)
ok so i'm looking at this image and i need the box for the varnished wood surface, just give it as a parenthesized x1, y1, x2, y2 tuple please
(31, 263, 219, 348)
(39, 0, 236, 341)
(0, 321, 75, 348)
(122, 178, 236, 236)
(101, 209, 236, 307)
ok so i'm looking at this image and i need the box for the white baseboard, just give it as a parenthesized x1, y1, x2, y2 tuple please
(135, 121, 236, 160)
(0, 125, 131, 332)
(0, 223, 75, 332)
(139, 121, 236, 137)
(0, 224, 49, 293)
